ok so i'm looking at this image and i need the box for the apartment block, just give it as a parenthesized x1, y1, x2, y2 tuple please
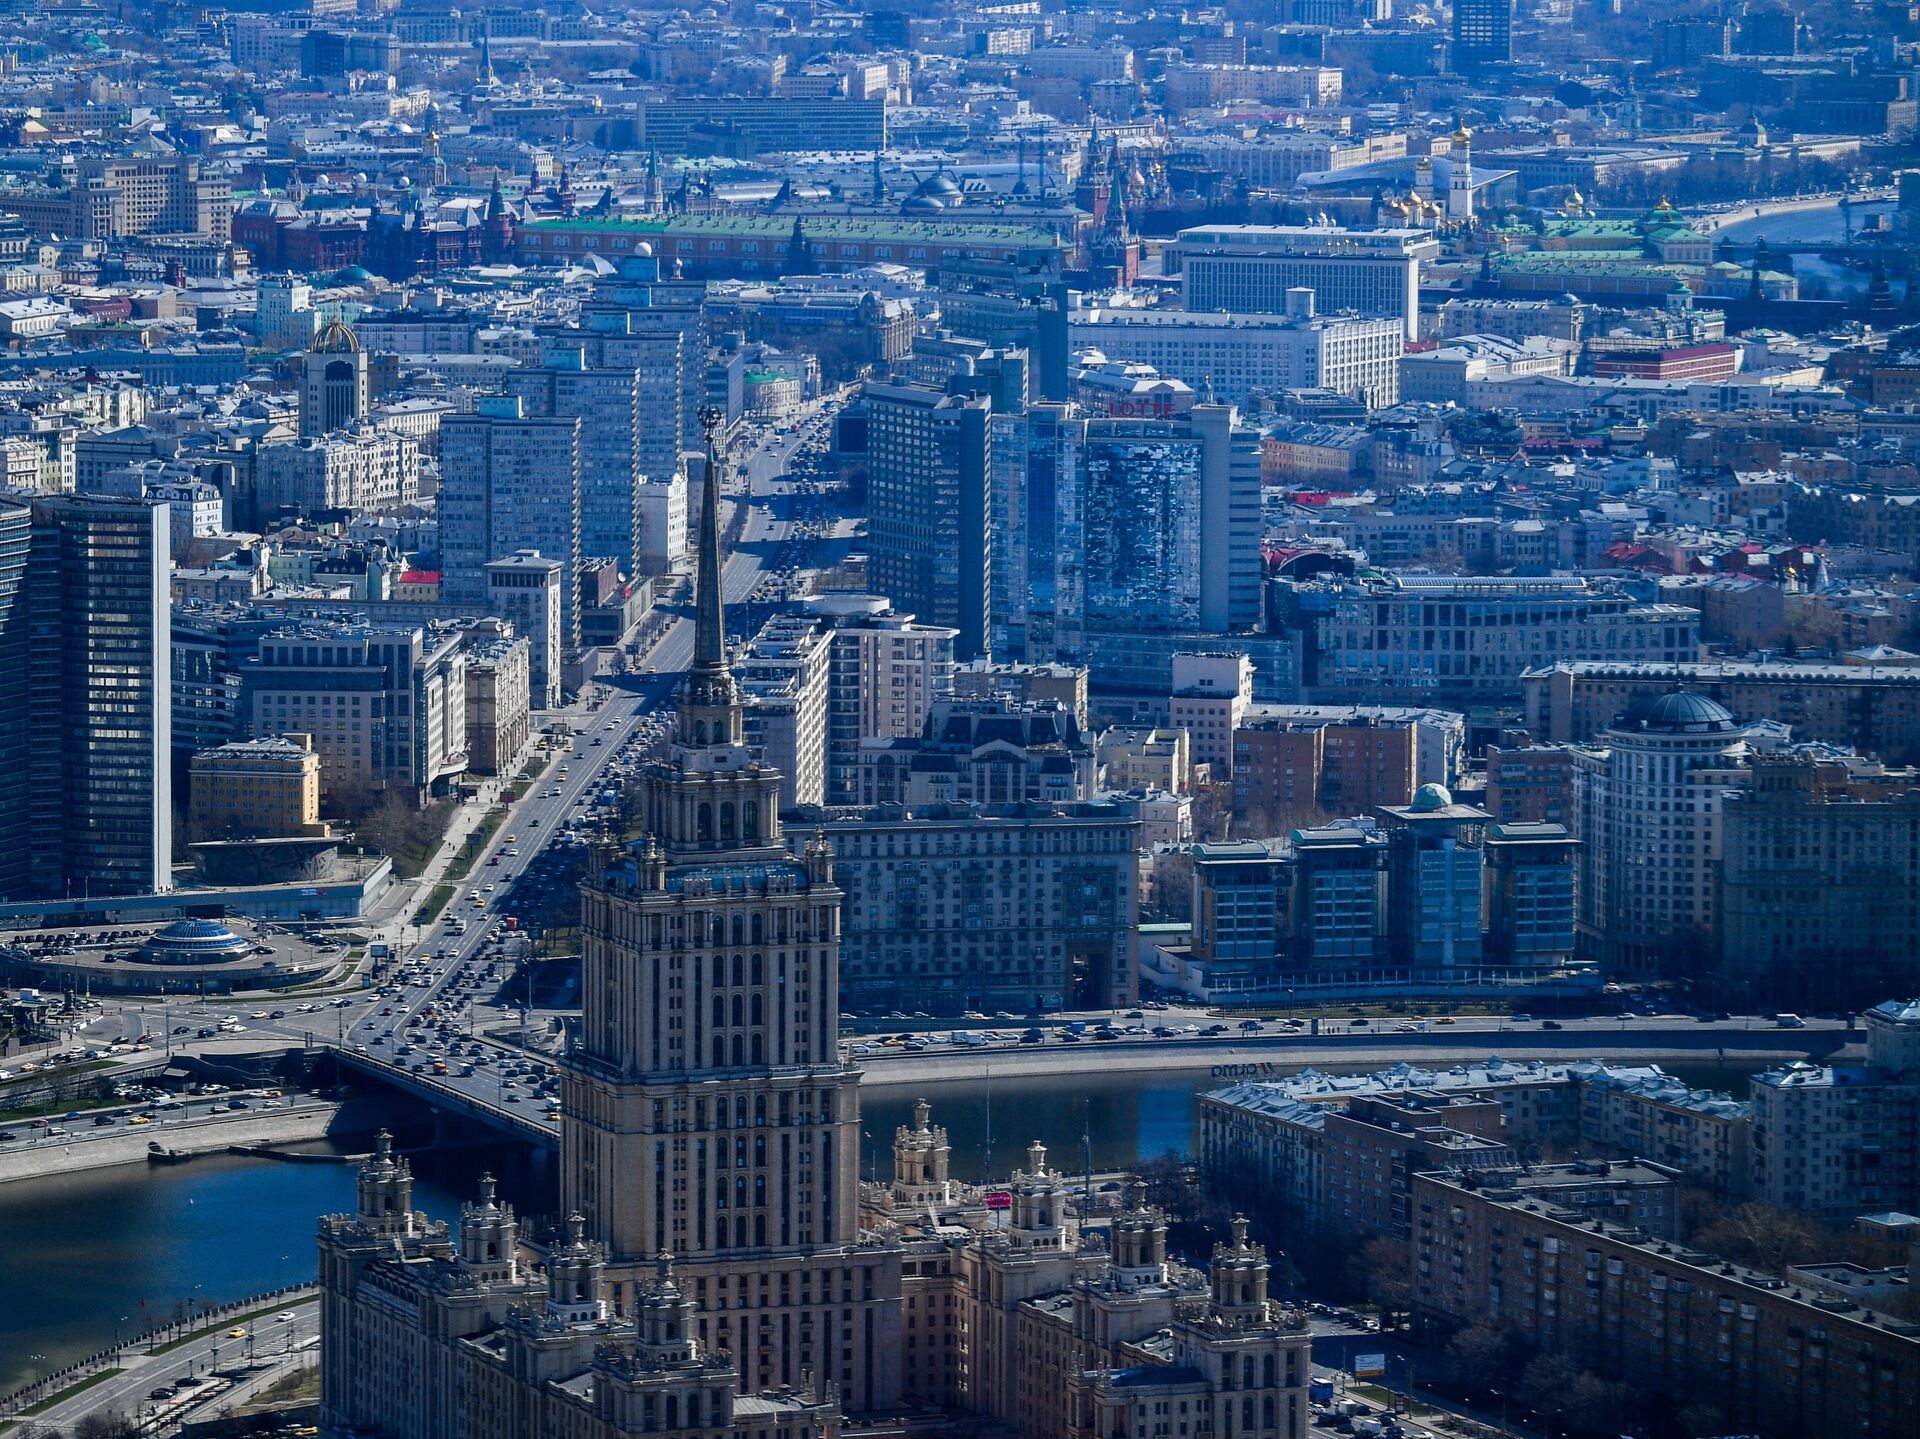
(1718, 752, 1920, 1006)
(1315, 576, 1699, 703)
(1411, 1164, 1920, 1439)
(1523, 659, 1920, 763)
(1748, 1002, 1920, 1222)
(1096, 726, 1192, 795)
(440, 397, 583, 654)
(22, 494, 173, 899)
(1069, 304, 1402, 409)
(485, 551, 564, 711)
(737, 612, 833, 808)
(794, 800, 1140, 1013)
(1166, 225, 1440, 340)
(247, 623, 468, 806)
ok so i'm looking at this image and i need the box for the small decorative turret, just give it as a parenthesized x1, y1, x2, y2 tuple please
(1011, 1141, 1068, 1240)
(892, 1098, 954, 1207)
(458, 1173, 518, 1283)
(546, 1213, 606, 1324)
(1209, 1215, 1270, 1322)
(356, 1131, 415, 1238)
(803, 827, 833, 883)
(1110, 1178, 1168, 1278)
(633, 1254, 697, 1363)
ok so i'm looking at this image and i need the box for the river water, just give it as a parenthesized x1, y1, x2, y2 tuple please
(0, 1059, 1756, 1389)
(1711, 199, 1894, 298)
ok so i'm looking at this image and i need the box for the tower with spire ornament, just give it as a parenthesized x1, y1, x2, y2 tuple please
(562, 407, 903, 1412)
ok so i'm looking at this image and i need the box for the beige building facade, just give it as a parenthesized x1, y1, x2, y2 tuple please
(188, 733, 327, 840)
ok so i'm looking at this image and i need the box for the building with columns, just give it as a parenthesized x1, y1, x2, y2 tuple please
(317, 416, 1309, 1439)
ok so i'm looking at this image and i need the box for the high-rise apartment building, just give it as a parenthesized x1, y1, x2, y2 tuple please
(1481, 821, 1578, 969)
(1378, 784, 1488, 970)
(993, 404, 1263, 668)
(506, 347, 650, 582)
(1717, 752, 1920, 1007)
(936, 251, 1071, 401)
(23, 494, 172, 898)
(736, 612, 834, 808)
(0, 501, 29, 898)
(865, 380, 993, 658)
(582, 251, 709, 456)
(1452, 0, 1514, 67)
(1172, 650, 1255, 771)
(989, 400, 1077, 660)
(735, 597, 958, 807)
(1166, 225, 1440, 341)
(1081, 405, 1263, 644)
(1573, 691, 1751, 972)
(441, 397, 583, 654)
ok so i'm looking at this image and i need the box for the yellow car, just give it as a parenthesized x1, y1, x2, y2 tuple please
(128, 1115, 151, 1126)
(227, 1327, 249, 1338)
(504, 834, 517, 844)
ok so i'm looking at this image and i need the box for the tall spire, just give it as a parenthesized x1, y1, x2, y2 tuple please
(676, 407, 742, 749)
(694, 406, 726, 674)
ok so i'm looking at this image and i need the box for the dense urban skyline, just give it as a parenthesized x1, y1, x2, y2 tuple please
(2, 0, 1920, 1436)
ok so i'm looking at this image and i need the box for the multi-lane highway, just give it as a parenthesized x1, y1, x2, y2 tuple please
(19, 1294, 319, 1435)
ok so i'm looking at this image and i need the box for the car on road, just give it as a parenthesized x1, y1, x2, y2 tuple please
(227, 1326, 249, 1338)
(149, 1387, 176, 1400)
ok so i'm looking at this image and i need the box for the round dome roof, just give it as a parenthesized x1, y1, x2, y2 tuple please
(1613, 690, 1738, 735)
(138, 918, 253, 965)
(329, 264, 373, 286)
(1411, 782, 1454, 811)
(312, 314, 362, 353)
(155, 918, 240, 943)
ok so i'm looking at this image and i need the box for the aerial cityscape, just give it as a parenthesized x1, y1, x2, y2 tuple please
(2, 0, 1920, 1437)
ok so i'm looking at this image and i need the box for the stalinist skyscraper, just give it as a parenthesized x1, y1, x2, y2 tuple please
(563, 411, 904, 1412)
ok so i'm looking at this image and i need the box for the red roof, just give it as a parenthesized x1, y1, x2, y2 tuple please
(400, 569, 441, 585)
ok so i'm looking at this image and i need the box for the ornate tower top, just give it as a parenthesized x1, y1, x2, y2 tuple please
(1208, 1214, 1270, 1321)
